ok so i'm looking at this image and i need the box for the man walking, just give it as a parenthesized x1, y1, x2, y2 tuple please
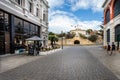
(107, 42, 111, 55)
(110, 42, 116, 56)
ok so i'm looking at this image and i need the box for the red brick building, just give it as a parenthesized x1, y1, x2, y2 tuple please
(103, 0, 120, 49)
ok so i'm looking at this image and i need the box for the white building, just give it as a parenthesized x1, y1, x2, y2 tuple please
(70, 28, 88, 37)
(0, 0, 49, 54)
(102, 0, 120, 49)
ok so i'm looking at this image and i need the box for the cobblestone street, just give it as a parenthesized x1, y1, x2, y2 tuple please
(0, 46, 119, 80)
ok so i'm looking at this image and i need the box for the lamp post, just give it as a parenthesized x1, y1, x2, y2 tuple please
(61, 31, 63, 49)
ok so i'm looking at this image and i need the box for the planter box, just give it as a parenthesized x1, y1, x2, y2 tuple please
(15, 49, 26, 54)
(39, 52, 47, 55)
(15, 50, 19, 54)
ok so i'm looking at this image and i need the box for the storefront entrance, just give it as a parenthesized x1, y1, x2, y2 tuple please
(0, 10, 10, 55)
(5, 32, 10, 53)
(0, 32, 10, 55)
(0, 32, 5, 55)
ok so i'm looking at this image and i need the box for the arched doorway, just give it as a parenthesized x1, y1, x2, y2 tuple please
(74, 40, 80, 44)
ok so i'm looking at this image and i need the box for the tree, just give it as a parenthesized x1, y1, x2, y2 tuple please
(79, 33, 87, 39)
(48, 35, 58, 48)
(49, 32, 55, 35)
(86, 29, 93, 34)
(100, 25, 104, 29)
(57, 33, 66, 37)
(98, 25, 104, 39)
(88, 35, 98, 42)
(65, 32, 75, 39)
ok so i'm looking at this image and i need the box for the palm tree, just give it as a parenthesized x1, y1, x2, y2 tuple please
(48, 35, 58, 48)
(98, 25, 104, 39)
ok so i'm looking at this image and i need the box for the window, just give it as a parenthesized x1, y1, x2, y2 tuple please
(35, 26, 38, 35)
(115, 25, 120, 41)
(24, 21, 30, 35)
(4, 13, 10, 31)
(29, 2, 32, 13)
(36, 8, 39, 16)
(15, 0, 21, 5)
(14, 34, 26, 50)
(14, 17, 23, 34)
(107, 29, 110, 42)
(0, 11, 4, 31)
(114, 0, 120, 17)
(30, 24, 36, 36)
(106, 10, 110, 23)
(43, 14, 46, 21)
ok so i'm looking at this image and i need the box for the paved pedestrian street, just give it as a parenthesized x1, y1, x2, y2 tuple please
(0, 46, 119, 80)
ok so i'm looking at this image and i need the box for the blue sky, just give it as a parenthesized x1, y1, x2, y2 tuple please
(47, 0, 105, 33)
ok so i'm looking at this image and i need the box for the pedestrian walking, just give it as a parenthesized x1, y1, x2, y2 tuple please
(107, 42, 111, 55)
(39, 42, 42, 50)
(110, 42, 116, 56)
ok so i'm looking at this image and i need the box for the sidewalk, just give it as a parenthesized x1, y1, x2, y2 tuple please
(0, 54, 42, 73)
(0, 48, 62, 73)
(85, 45, 120, 79)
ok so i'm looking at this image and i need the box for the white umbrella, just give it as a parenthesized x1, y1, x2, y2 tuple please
(26, 36, 44, 41)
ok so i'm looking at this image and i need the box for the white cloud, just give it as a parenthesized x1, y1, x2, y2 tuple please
(49, 10, 102, 33)
(69, 0, 104, 12)
(47, 0, 103, 33)
(49, 10, 78, 20)
(47, 0, 64, 9)
(77, 21, 102, 30)
(49, 11, 77, 33)
(71, 0, 90, 10)
(47, 0, 104, 12)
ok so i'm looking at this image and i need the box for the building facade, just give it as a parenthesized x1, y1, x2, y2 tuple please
(70, 28, 88, 37)
(103, 0, 120, 49)
(0, 0, 49, 55)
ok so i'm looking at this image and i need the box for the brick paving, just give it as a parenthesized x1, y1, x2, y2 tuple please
(85, 45, 120, 79)
(0, 54, 42, 73)
(0, 46, 119, 80)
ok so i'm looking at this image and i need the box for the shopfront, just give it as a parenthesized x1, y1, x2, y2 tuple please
(0, 9, 40, 55)
(14, 17, 39, 52)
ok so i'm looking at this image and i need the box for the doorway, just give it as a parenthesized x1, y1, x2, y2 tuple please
(5, 32, 10, 53)
(117, 35, 120, 50)
(74, 40, 80, 44)
(115, 25, 120, 50)
(0, 32, 5, 55)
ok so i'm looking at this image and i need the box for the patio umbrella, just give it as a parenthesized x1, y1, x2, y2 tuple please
(26, 36, 44, 41)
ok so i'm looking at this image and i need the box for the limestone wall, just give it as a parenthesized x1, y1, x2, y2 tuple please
(48, 36, 95, 46)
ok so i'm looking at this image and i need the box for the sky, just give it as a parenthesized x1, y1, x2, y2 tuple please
(47, 0, 105, 33)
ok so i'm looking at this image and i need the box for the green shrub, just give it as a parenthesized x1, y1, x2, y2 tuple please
(88, 35, 98, 42)
(79, 33, 87, 39)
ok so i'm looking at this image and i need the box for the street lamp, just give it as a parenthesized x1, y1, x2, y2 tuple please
(61, 31, 63, 49)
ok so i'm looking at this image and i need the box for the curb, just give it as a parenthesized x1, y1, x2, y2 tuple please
(0, 54, 18, 58)
(39, 48, 61, 55)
